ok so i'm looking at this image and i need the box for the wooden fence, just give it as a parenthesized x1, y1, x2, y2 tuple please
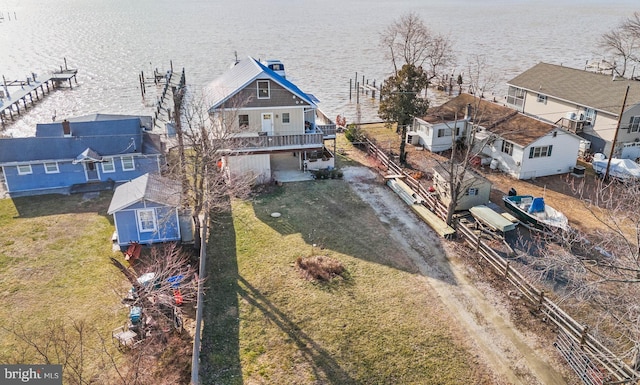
(358, 137, 639, 384)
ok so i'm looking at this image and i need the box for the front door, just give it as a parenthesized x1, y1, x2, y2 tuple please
(261, 113, 273, 135)
(85, 162, 99, 181)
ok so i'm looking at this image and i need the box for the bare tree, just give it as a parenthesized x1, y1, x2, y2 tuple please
(2, 316, 191, 385)
(429, 56, 498, 225)
(111, 243, 201, 340)
(519, 177, 640, 367)
(599, 12, 640, 78)
(167, 87, 253, 244)
(380, 12, 455, 80)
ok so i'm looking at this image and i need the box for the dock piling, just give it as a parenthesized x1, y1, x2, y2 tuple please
(1, 60, 78, 128)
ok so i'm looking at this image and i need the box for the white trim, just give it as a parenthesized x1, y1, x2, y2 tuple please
(257, 80, 270, 99)
(44, 162, 60, 174)
(101, 158, 116, 173)
(121, 156, 135, 171)
(17, 164, 32, 175)
(137, 208, 157, 233)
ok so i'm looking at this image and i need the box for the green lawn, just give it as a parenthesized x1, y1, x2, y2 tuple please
(200, 179, 491, 384)
(0, 192, 130, 379)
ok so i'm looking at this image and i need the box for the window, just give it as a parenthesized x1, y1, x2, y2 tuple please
(121, 156, 135, 171)
(282, 112, 290, 124)
(239, 114, 249, 128)
(257, 80, 270, 99)
(101, 158, 115, 173)
(529, 145, 553, 158)
(501, 141, 513, 156)
(44, 162, 59, 174)
(537, 94, 547, 104)
(506, 86, 525, 110)
(437, 128, 446, 138)
(466, 187, 479, 196)
(17, 164, 32, 175)
(629, 116, 640, 133)
(137, 209, 156, 232)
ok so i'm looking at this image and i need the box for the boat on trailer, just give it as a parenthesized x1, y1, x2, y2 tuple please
(502, 193, 568, 232)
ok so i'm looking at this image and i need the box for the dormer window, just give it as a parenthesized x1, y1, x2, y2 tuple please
(257, 80, 270, 99)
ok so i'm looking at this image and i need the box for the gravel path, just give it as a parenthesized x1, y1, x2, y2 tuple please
(342, 165, 568, 385)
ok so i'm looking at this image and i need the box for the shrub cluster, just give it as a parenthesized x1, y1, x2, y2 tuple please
(310, 168, 343, 180)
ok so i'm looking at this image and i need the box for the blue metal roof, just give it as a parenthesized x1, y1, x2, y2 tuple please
(207, 57, 317, 111)
(0, 118, 152, 163)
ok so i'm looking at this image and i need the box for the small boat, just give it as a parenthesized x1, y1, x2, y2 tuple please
(502, 193, 568, 232)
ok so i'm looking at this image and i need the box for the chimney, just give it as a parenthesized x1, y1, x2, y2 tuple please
(464, 103, 472, 120)
(62, 119, 71, 136)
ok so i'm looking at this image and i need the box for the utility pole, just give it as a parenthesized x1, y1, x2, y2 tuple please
(605, 85, 629, 180)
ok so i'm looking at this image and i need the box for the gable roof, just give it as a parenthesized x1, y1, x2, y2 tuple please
(433, 161, 489, 186)
(507, 62, 640, 115)
(0, 118, 160, 163)
(206, 57, 317, 111)
(422, 93, 560, 147)
(107, 173, 182, 214)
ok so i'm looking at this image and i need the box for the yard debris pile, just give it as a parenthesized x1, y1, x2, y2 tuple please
(295, 255, 346, 282)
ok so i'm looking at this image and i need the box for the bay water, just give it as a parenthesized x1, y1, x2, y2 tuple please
(0, 0, 637, 136)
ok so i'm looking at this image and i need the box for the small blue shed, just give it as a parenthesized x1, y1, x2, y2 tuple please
(108, 173, 186, 248)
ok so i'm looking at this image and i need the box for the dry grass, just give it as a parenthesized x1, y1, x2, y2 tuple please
(0, 192, 132, 381)
(200, 179, 496, 384)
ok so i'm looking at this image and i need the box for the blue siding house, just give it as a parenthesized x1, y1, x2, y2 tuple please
(108, 173, 185, 248)
(0, 115, 163, 195)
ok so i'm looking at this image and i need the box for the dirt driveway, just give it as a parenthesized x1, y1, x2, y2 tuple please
(341, 165, 570, 385)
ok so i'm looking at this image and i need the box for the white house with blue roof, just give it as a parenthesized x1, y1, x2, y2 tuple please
(206, 57, 336, 183)
(0, 115, 163, 195)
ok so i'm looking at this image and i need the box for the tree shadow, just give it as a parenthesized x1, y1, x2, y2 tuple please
(199, 205, 243, 384)
(251, 178, 456, 282)
(236, 275, 356, 384)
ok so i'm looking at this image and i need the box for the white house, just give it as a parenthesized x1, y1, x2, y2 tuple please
(414, 94, 583, 180)
(506, 62, 640, 160)
(206, 57, 336, 184)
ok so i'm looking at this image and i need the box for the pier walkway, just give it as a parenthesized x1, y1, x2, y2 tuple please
(1, 61, 78, 128)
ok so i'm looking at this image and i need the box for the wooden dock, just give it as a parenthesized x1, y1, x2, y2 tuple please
(138, 61, 186, 130)
(1, 60, 78, 128)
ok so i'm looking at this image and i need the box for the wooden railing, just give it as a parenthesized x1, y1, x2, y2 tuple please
(317, 124, 337, 138)
(356, 136, 640, 384)
(222, 133, 324, 152)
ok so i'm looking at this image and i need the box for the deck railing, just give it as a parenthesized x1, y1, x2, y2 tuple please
(317, 124, 337, 138)
(221, 132, 324, 152)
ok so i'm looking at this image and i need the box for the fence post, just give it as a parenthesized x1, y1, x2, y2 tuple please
(538, 290, 545, 312)
(580, 326, 589, 347)
(475, 233, 482, 262)
(503, 261, 510, 279)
